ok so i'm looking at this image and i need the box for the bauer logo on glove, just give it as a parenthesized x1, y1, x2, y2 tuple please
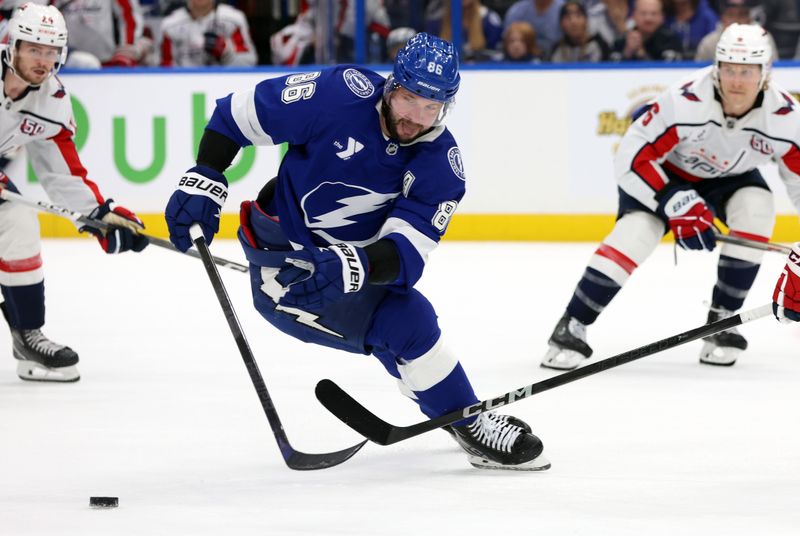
(329, 243, 366, 293)
(177, 173, 228, 204)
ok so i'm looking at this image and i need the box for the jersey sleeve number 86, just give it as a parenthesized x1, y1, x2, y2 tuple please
(281, 72, 321, 104)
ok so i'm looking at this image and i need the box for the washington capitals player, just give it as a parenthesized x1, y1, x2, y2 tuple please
(774, 244, 800, 323)
(542, 23, 800, 371)
(165, 33, 549, 471)
(0, 3, 148, 382)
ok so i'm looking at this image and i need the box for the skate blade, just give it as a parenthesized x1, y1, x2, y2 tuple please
(16, 361, 80, 382)
(540, 345, 583, 371)
(467, 453, 551, 472)
(699, 342, 740, 367)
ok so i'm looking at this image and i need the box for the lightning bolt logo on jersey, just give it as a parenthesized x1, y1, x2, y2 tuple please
(301, 182, 400, 244)
(208, 65, 467, 289)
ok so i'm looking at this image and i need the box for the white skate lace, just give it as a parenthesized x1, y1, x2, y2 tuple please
(22, 329, 66, 357)
(467, 413, 523, 453)
(567, 317, 588, 341)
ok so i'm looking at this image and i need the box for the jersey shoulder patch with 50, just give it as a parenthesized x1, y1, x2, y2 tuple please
(281, 71, 321, 104)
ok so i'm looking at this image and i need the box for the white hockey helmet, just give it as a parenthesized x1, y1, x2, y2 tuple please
(714, 23, 772, 88)
(7, 2, 68, 74)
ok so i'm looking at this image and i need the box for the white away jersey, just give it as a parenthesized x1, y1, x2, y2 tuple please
(0, 48, 103, 214)
(160, 4, 256, 67)
(615, 66, 800, 213)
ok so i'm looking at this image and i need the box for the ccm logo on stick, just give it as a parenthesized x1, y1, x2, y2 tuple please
(462, 385, 534, 417)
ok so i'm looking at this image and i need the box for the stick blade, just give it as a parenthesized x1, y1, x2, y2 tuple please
(315, 379, 394, 445)
(283, 440, 368, 471)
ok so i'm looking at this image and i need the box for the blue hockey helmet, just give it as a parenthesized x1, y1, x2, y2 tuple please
(390, 32, 460, 103)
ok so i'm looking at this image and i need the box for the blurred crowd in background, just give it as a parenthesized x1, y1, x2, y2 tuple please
(0, 0, 796, 67)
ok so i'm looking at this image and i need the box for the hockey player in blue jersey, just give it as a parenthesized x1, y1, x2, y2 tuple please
(164, 33, 549, 471)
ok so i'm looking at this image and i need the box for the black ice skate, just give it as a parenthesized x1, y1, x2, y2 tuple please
(451, 412, 550, 471)
(540, 312, 593, 371)
(699, 307, 747, 366)
(9, 324, 80, 382)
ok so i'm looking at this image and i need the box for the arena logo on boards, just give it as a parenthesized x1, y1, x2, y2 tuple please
(26, 93, 258, 186)
(595, 84, 666, 154)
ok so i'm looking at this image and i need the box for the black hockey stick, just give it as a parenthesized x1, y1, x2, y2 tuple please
(316, 304, 773, 445)
(0, 188, 248, 273)
(713, 230, 792, 255)
(189, 225, 367, 470)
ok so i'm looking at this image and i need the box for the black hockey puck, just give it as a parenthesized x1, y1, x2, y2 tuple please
(89, 496, 118, 508)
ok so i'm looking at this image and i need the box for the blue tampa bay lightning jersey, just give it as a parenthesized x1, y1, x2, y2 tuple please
(206, 65, 467, 291)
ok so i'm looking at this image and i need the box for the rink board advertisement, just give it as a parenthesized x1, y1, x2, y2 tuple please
(17, 65, 800, 241)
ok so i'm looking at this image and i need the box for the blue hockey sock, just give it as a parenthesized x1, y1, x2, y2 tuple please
(411, 362, 479, 426)
(566, 267, 621, 325)
(712, 255, 760, 311)
(1, 282, 45, 329)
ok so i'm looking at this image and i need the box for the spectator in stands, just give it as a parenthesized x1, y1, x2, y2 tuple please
(696, 0, 777, 61)
(752, 0, 799, 59)
(6, 0, 150, 67)
(484, 0, 519, 19)
(611, 0, 682, 61)
(387, 26, 416, 61)
(269, 7, 315, 66)
(588, 0, 629, 47)
(504, 0, 564, 58)
(663, 0, 718, 57)
(160, 0, 257, 66)
(427, 0, 504, 62)
(331, 0, 391, 63)
(502, 20, 543, 61)
(550, 0, 610, 62)
(271, 0, 390, 64)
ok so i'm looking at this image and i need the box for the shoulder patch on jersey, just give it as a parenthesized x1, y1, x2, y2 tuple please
(774, 92, 795, 116)
(680, 82, 700, 102)
(432, 200, 458, 233)
(343, 68, 375, 99)
(447, 147, 465, 181)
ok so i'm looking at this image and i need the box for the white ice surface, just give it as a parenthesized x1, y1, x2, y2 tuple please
(1, 239, 799, 535)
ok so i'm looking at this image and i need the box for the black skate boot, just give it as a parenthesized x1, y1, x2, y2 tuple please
(699, 307, 747, 366)
(451, 412, 550, 471)
(2, 302, 79, 382)
(540, 312, 593, 371)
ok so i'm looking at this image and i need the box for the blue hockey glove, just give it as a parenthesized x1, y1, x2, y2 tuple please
(80, 199, 149, 254)
(278, 244, 369, 311)
(165, 165, 228, 252)
(656, 186, 717, 251)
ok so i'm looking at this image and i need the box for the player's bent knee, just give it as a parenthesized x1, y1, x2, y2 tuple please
(588, 211, 664, 285)
(367, 289, 441, 358)
(723, 187, 776, 263)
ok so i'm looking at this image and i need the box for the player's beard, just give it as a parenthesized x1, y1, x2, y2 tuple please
(13, 57, 48, 86)
(380, 100, 429, 143)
